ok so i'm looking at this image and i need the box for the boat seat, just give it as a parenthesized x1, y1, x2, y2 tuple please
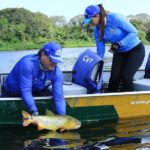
(133, 78, 150, 91)
(63, 82, 87, 95)
(48, 82, 87, 96)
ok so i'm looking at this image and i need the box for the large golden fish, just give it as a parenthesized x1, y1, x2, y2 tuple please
(22, 110, 81, 132)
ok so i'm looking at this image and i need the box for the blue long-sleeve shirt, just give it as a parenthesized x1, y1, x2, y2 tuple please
(4, 54, 66, 115)
(94, 13, 141, 58)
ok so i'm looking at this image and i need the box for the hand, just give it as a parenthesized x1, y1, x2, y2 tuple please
(31, 111, 39, 116)
(111, 43, 120, 50)
(109, 42, 121, 53)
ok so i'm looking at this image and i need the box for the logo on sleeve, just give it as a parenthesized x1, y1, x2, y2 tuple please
(45, 80, 52, 87)
(55, 50, 61, 56)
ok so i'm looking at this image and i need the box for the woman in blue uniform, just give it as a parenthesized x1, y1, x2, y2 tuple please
(2, 42, 66, 116)
(83, 4, 145, 92)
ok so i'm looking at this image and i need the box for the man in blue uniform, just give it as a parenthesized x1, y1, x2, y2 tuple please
(2, 42, 66, 116)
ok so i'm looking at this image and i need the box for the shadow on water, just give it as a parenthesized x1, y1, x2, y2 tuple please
(0, 116, 150, 150)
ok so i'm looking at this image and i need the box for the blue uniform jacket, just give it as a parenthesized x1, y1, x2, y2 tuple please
(4, 54, 66, 115)
(94, 13, 141, 58)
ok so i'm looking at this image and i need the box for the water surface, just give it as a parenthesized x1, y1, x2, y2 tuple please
(0, 46, 150, 149)
(0, 116, 150, 150)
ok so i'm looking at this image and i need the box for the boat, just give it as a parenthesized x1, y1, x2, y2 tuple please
(0, 69, 150, 128)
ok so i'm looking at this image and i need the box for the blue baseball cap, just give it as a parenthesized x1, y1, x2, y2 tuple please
(83, 5, 100, 25)
(42, 42, 63, 64)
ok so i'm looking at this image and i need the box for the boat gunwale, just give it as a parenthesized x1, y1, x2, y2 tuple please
(0, 90, 150, 101)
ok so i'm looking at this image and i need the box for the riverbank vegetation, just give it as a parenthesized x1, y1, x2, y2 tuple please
(0, 8, 150, 50)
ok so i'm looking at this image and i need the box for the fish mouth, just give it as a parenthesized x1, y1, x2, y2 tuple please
(75, 123, 81, 129)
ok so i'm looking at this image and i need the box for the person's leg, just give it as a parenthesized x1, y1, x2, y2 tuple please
(32, 89, 52, 96)
(122, 43, 145, 91)
(108, 53, 126, 92)
(1, 86, 13, 97)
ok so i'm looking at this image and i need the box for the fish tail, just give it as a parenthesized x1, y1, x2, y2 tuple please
(22, 110, 33, 126)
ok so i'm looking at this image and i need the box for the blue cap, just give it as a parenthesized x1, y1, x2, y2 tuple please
(83, 5, 100, 25)
(42, 42, 63, 64)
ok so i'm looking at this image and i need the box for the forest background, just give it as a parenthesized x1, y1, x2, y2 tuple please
(1, 8, 150, 50)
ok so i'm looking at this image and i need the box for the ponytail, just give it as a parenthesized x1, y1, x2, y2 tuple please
(98, 4, 106, 41)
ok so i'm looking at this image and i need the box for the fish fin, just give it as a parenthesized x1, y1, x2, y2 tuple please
(56, 127, 67, 133)
(22, 110, 32, 126)
(38, 136, 44, 139)
(60, 128, 67, 132)
(22, 110, 31, 119)
(23, 120, 33, 126)
(37, 123, 44, 130)
(46, 109, 54, 116)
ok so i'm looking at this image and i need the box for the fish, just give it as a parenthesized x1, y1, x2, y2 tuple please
(22, 110, 81, 132)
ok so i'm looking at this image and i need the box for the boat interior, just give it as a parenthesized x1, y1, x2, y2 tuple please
(0, 70, 149, 97)
(0, 51, 150, 97)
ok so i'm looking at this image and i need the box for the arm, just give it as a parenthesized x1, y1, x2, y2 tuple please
(95, 40, 105, 59)
(19, 60, 38, 114)
(94, 26, 105, 58)
(115, 14, 138, 47)
(52, 69, 66, 115)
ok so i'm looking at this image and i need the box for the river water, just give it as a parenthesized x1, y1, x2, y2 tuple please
(0, 46, 150, 73)
(0, 46, 150, 150)
(0, 117, 150, 150)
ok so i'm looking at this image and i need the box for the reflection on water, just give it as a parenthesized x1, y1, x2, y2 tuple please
(38, 131, 81, 140)
(21, 135, 150, 150)
(0, 116, 150, 150)
(23, 138, 86, 150)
